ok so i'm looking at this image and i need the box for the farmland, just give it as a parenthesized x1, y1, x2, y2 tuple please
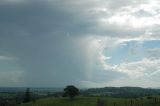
(18, 96, 160, 106)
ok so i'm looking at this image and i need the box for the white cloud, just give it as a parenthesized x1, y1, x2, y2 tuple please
(102, 0, 160, 28)
(118, 58, 160, 78)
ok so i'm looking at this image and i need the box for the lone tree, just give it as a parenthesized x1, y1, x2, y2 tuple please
(24, 88, 31, 103)
(64, 85, 79, 99)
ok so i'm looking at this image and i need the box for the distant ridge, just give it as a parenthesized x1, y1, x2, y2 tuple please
(84, 86, 160, 97)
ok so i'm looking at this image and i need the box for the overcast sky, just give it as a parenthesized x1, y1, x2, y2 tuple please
(0, 0, 160, 88)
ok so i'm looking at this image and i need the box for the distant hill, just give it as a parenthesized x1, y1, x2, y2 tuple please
(83, 87, 160, 98)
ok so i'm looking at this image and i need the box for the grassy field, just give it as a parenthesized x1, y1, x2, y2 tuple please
(17, 96, 160, 106)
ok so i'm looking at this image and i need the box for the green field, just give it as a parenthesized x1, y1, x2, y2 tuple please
(18, 96, 160, 106)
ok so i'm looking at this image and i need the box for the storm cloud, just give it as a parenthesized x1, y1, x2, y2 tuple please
(0, 0, 160, 88)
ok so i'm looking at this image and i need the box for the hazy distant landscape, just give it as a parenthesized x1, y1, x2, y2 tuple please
(0, 86, 160, 106)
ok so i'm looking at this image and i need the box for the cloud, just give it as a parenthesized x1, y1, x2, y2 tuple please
(101, 57, 160, 82)
(0, 0, 160, 87)
(118, 58, 160, 78)
(1, 0, 160, 39)
(0, 56, 14, 60)
(96, 44, 160, 87)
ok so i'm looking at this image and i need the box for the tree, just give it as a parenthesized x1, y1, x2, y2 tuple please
(24, 88, 31, 103)
(64, 85, 79, 99)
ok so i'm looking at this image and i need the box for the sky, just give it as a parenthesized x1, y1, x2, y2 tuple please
(0, 0, 160, 88)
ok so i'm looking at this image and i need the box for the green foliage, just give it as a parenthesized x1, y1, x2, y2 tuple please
(64, 85, 79, 99)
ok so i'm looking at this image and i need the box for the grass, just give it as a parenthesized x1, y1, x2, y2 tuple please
(18, 96, 160, 106)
